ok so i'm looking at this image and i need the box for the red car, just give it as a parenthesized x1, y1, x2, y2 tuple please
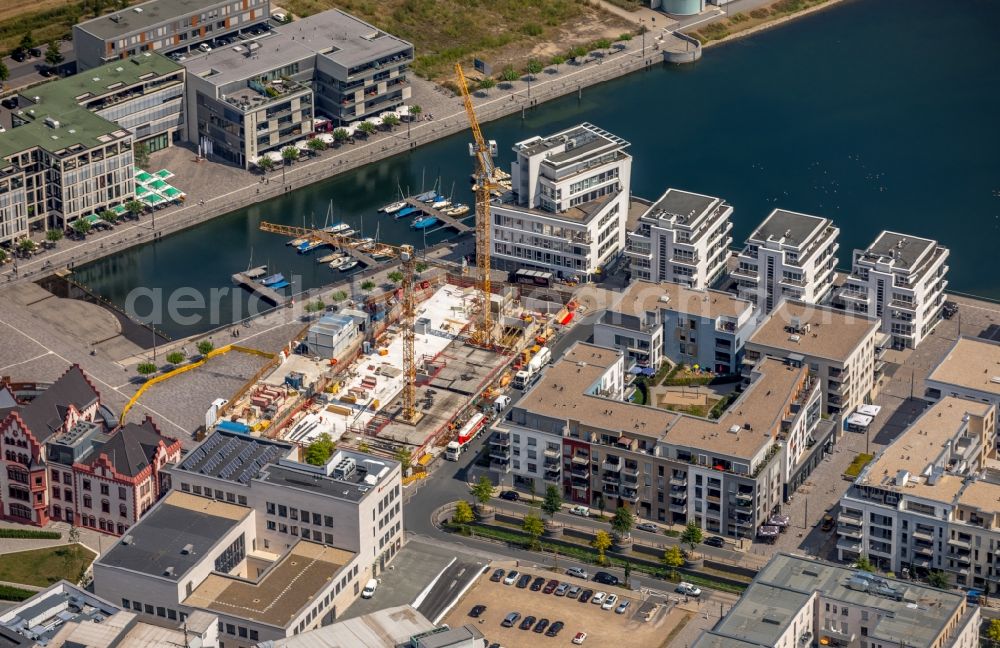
(543, 579, 560, 594)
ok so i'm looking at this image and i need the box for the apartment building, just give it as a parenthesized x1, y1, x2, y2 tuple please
(745, 300, 882, 418)
(0, 104, 133, 243)
(491, 123, 632, 281)
(838, 231, 950, 349)
(625, 188, 733, 289)
(94, 431, 403, 647)
(0, 366, 180, 534)
(593, 279, 757, 373)
(836, 397, 999, 591)
(925, 337, 1000, 419)
(183, 10, 412, 167)
(18, 52, 186, 153)
(693, 553, 980, 648)
(73, 0, 271, 70)
(490, 342, 833, 538)
(733, 209, 840, 315)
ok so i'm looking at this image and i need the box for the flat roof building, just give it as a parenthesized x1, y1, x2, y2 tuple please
(745, 300, 882, 418)
(626, 188, 733, 289)
(693, 553, 980, 648)
(493, 123, 632, 281)
(733, 209, 840, 315)
(73, 0, 271, 70)
(839, 230, 950, 349)
(926, 337, 1000, 415)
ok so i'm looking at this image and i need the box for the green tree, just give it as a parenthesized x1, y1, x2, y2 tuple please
(681, 520, 703, 553)
(45, 41, 63, 69)
(306, 137, 327, 152)
(453, 500, 474, 525)
(661, 545, 684, 580)
(0, 61, 8, 87)
(133, 142, 150, 168)
(0, 249, 7, 264)
(304, 298, 326, 313)
(523, 514, 545, 550)
(623, 560, 632, 588)
(126, 199, 144, 219)
(526, 59, 543, 78)
(137, 362, 158, 375)
(501, 66, 518, 82)
(611, 506, 634, 539)
(196, 340, 214, 356)
(926, 570, 949, 588)
(415, 261, 429, 273)
(99, 209, 118, 225)
(593, 38, 612, 51)
(304, 432, 335, 465)
(19, 33, 35, 55)
(477, 77, 496, 94)
(382, 114, 400, 129)
(358, 441, 371, 453)
(470, 475, 493, 509)
(617, 33, 633, 42)
(394, 445, 412, 467)
(387, 270, 404, 284)
(549, 54, 566, 69)
(281, 146, 299, 164)
(357, 121, 376, 137)
(45, 229, 63, 244)
(67, 525, 80, 544)
(257, 156, 275, 172)
(71, 219, 91, 237)
(595, 493, 606, 519)
(17, 239, 36, 256)
(985, 619, 1000, 644)
(165, 351, 185, 365)
(408, 104, 422, 120)
(854, 554, 876, 573)
(331, 289, 348, 302)
(569, 45, 588, 60)
(361, 280, 376, 291)
(592, 530, 612, 565)
(333, 128, 350, 143)
(541, 484, 562, 524)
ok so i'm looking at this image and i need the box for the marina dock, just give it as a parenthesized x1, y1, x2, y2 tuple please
(232, 271, 288, 306)
(403, 198, 473, 234)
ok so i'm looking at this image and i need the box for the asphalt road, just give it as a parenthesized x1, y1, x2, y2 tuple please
(1, 41, 75, 92)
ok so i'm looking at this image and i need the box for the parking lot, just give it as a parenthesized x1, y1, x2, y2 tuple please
(441, 565, 688, 648)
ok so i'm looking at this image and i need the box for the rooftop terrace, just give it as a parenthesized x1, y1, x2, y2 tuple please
(749, 209, 829, 248)
(26, 52, 181, 107)
(515, 122, 629, 162)
(642, 188, 722, 226)
(859, 230, 938, 272)
(748, 300, 879, 362)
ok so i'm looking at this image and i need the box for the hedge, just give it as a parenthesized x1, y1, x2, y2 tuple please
(0, 529, 60, 540)
(0, 585, 36, 601)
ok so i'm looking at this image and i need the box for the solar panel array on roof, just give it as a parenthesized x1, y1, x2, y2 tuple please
(177, 431, 287, 483)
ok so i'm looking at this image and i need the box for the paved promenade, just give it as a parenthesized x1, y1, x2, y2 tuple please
(5, 34, 675, 285)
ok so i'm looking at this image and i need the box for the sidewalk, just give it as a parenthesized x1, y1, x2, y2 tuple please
(0, 519, 111, 558)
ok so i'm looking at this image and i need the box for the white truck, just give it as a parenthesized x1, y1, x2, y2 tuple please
(512, 347, 551, 390)
(444, 412, 487, 461)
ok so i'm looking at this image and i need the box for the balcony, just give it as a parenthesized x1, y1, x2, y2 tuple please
(836, 537, 862, 553)
(544, 448, 561, 460)
(912, 528, 934, 542)
(954, 553, 971, 565)
(602, 473, 621, 486)
(492, 433, 511, 447)
(779, 275, 807, 287)
(671, 254, 701, 267)
(490, 458, 510, 471)
(602, 484, 620, 497)
(571, 454, 589, 466)
(948, 537, 971, 550)
(669, 503, 687, 515)
(489, 448, 511, 461)
(913, 545, 934, 557)
(839, 288, 869, 303)
(571, 479, 589, 492)
(602, 460, 622, 473)
(837, 525, 863, 540)
(669, 475, 687, 488)
(544, 467, 561, 483)
(622, 488, 639, 502)
(570, 466, 589, 479)
(622, 463, 639, 477)
(731, 265, 758, 279)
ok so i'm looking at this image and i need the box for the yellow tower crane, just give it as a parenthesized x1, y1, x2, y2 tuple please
(455, 63, 499, 348)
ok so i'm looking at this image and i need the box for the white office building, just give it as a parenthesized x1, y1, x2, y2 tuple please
(733, 209, 840, 315)
(626, 188, 733, 289)
(491, 123, 632, 281)
(838, 231, 950, 349)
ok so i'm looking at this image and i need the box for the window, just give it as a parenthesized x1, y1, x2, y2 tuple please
(324, 515, 333, 527)
(100, 483, 109, 496)
(122, 598, 131, 608)
(101, 499, 110, 513)
(118, 486, 127, 499)
(181, 482, 190, 492)
(83, 495, 93, 508)
(267, 520, 276, 530)
(132, 601, 142, 611)
(266, 502, 275, 515)
(226, 624, 235, 635)
(156, 606, 166, 618)
(83, 479, 92, 491)
(214, 534, 245, 574)
(119, 503, 128, 517)
(278, 505, 287, 517)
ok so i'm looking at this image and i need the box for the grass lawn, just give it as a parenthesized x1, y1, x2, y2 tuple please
(281, 0, 632, 80)
(0, 544, 95, 587)
(844, 453, 874, 479)
(688, 0, 834, 45)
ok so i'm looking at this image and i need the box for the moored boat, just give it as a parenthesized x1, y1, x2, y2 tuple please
(298, 239, 325, 253)
(394, 206, 418, 219)
(380, 200, 407, 213)
(316, 252, 343, 264)
(328, 257, 349, 269)
(260, 273, 284, 286)
(412, 216, 437, 229)
(431, 199, 451, 209)
(340, 259, 359, 271)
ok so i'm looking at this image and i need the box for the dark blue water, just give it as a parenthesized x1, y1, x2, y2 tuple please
(75, 0, 1000, 338)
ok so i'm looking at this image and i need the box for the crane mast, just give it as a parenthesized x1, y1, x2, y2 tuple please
(455, 63, 498, 348)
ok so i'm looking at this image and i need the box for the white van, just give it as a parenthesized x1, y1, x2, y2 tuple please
(361, 578, 378, 599)
(271, 11, 287, 23)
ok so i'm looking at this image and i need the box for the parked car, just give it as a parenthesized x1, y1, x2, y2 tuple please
(703, 536, 726, 548)
(198, 43, 212, 53)
(530, 576, 545, 591)
(519, 615, 537, 630)
(943, 301, 959, 319)
(491, 568, 505, 582)
(545, 621, 564, 637)
(676, 582, 702, 597)
(768, 514, 790, 529)
(591, 591, 607, 606)
(554, 582, 570, 596)
(578, 588, 594, 604)
(615, 600, 631, 615)
(503, 570, 519, 585)
(543, 579, 559, 594)
(11, 50, 26, 62)
(469, 604, 486, 618)
(573, 632, 588, 645)
(533, 619, 550, 634)
(566, 585, 581, 599)
(821, 514, 835, 532)
(569, 505, 591, 517)
(501, 612, 521, 627)
(593, 572, 619, 586)
(636, 522, 658, 533)
(361, 578, 378, 599)
(566, 567, 589, 579)
(516, 574, 532, 589)
(601, 594, 618, 610)
(499, 490, 519, 501)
